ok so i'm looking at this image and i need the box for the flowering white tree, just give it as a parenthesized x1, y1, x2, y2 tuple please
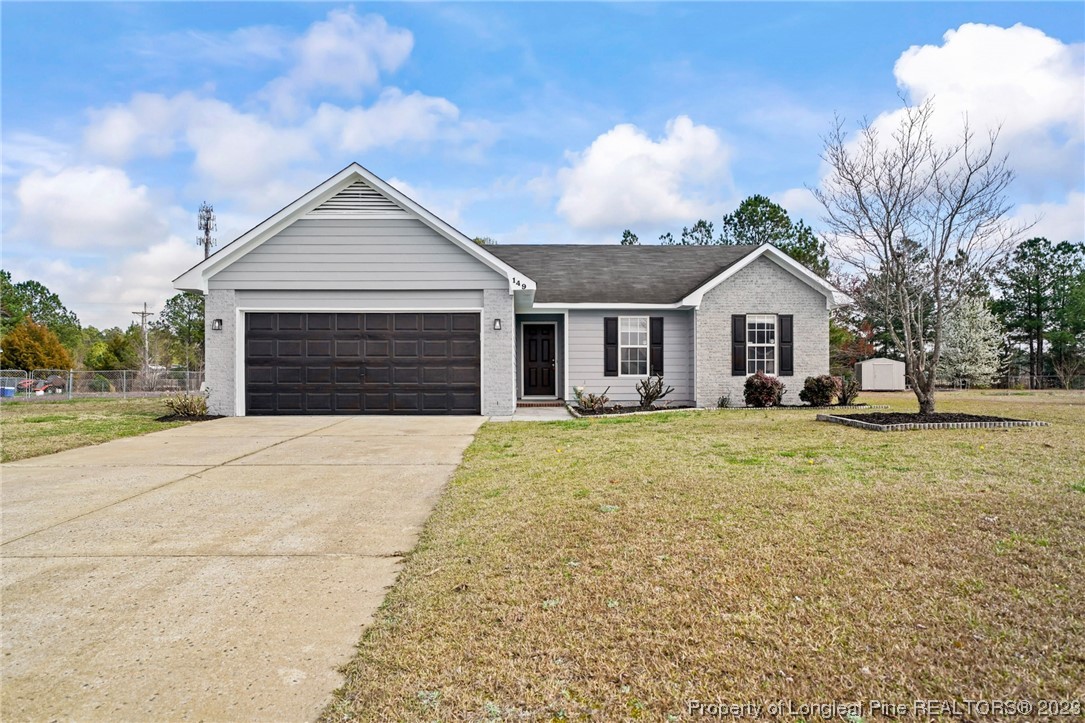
(941, 296, 1001, 387)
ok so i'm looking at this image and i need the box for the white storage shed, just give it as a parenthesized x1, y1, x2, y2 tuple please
(856, 357, 906, 391)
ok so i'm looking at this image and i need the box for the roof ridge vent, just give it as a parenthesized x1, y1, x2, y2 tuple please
(307, 179, 409, 217)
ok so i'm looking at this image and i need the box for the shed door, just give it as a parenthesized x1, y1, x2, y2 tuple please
(245, 312, 480, 415)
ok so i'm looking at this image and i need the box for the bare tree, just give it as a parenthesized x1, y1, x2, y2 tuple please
(813, 100, 1027, 414)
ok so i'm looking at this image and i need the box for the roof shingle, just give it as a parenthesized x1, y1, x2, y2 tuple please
(485, 244, 760, 304)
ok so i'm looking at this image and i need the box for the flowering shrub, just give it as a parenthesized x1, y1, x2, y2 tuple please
(799, 375, 839, 406)
(743, 371, 785, 407)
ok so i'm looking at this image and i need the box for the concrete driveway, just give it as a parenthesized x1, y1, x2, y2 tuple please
(0, 415, 482, 721)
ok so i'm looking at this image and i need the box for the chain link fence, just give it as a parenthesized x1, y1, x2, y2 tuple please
(0, 369, 204, 401)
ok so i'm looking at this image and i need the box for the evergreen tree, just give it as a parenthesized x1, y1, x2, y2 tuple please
(0, 320, 74, 369)
(941, 296, 1001, 387)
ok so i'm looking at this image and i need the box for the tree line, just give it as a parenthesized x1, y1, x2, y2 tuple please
(0, 271, 205, 373)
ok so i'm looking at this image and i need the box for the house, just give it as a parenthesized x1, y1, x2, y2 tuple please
(174, 163, 850, 416)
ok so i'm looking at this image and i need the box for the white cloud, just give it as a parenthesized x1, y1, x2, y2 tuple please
(14, 166, 168, 249)
(7, 236, 204, 329)
(263, 9, 413, 115)
(84, 92, 192, 164)
(889, 23, 1084, 184)
(310, 89, 459, 153)
(772, 187, 823, 225)
(1012, 191, 1085, 243)
(553, 116, 732, 229)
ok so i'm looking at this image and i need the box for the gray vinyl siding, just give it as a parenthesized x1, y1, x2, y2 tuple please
(208, 218, 506, 291)
(566, 310, 693, 404)
(235, 289, 483, 310)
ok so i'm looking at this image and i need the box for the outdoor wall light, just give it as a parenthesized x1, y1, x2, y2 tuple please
(211, 319, 223, 331)
(493, 318, 502, 331)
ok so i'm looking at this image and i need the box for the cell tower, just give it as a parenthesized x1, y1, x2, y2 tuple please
(197, 202, 217, 259)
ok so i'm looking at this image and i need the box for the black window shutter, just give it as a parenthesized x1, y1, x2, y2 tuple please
(649, 317, 664, 375)
(731, 315, 746, 376)
(604, 317, 618, 377)
(779, 314, 794, 376)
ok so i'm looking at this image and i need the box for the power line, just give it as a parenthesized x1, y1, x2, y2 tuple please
(132, 302, 155, 369)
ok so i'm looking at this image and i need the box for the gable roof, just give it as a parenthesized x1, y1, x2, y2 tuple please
(487, 243, 850, 307)
(173, 163, 534, 294)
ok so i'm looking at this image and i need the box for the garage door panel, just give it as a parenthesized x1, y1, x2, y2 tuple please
(307, 313, 333, 331)
(335, 340, 361, 357)
(451, 314, 480, 332)
(278, 314, 304, 331)
(246, 312, 480, 415)
(276, 366, 302, 384)
(334, 392, 361, 412)
(451, 339, 480, 358)
(335, 367, 361, 384)
(364, 339, 389, 358)
(306, 340, 332, 357)
(247, 339, 274, 358)
(276, 340, 303, 357)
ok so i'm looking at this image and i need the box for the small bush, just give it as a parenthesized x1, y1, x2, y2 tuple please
(164, 392, 209, 417)
(837, 374, 861, 405)
(635, 375, 674, 409)
(716, 394, 732, 409)
(572, 385, 609, 413)
(89, 374, 113, 393)
(799, 375, 839, 406)
(743, 371, 785, 407)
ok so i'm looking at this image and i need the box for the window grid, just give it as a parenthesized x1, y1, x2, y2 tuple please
(746, 314, 776, 375)
(619, 316, 649, 376)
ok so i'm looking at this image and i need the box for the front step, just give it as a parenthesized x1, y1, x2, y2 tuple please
(517, 400, 566, 408)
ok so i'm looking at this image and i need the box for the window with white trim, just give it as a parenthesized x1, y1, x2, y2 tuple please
(746, 314, 777, 374)
(619, 316, 648, 376)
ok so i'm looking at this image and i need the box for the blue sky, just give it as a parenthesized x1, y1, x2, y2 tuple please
(3, 2, 1083, 328)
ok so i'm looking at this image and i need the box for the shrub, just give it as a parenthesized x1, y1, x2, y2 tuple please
(716, 394, 732, 409)
(89, 374, 113, 393)
(572, 385, 609, 413)
(743, 371, 785, 407)
(164, 392, 209, 417)
(635, 374, 674, 409)
(799, 375, 839, 406)
(837, 374, 861, 405)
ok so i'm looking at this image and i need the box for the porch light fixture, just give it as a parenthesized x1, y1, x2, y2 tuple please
(493, 318, 502, 331)
(211, 319, 223, 331)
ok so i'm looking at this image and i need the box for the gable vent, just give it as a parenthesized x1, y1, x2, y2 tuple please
(306, 179, 409, 218)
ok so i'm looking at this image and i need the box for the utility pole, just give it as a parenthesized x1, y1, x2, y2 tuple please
(197, 202, 217, 259)
(132, 303, 155, 373)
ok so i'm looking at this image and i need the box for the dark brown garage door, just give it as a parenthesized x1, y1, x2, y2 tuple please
(245, 312, 481, 415)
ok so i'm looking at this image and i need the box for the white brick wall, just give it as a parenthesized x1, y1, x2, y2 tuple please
(694, 256, 829, 407)
(482, 289, 516, 415)
(204, 289, 236, 416)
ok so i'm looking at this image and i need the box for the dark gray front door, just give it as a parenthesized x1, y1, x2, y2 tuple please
(523, 323, 556, 396)
(245, 312, 481, 415)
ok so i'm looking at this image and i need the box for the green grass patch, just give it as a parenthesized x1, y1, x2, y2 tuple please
(0, 397, 191, 461)
(322, 390, 1085, 720)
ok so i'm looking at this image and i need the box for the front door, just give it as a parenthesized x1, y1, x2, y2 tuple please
(523, 324, 556, 396)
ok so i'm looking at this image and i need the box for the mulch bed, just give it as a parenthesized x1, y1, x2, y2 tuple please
(156, 414, 224, 422)
(844, 412, 1021, 425)
(818, 411, 1049, 432)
